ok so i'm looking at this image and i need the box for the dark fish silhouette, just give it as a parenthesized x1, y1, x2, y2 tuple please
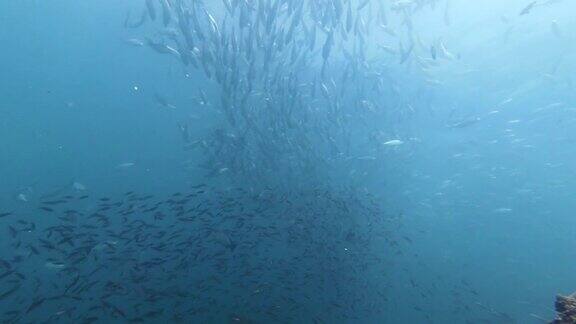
(145, 0, 156, 20)
(519, 1, 538, 15)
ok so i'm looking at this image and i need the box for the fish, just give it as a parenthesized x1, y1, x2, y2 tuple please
(116, 162, 136, 169)
(0, 185, 420, 322)
(72, 182, 87, 191)
(551, 20, 561, 38)
(124, 10, 148, 28)
(519, 1, 538, 15)
(125, 38, 145, 47)
(41, 199, 68, 205)
(399, 40, 414, 64)
(8, 226, 18, 238)
(145, 38, 179, 57)
(322, 30, 334, 61)
(383, 139, 404, 146)
(145, 0, 156, 20)
(447, 117, 481, 129)
(26, 298, 46, 314)
(0, 270, 15, 280)
(430, 45, 437, 60)
(444, 0, 451, 26)
(346, 1, 353, 33)
(154, 93, 177, 109)
(160, 0, 171, 26)
(0, 285, 20, 300)
(357, 0, 370, 11)
(438, 41, 455, 60)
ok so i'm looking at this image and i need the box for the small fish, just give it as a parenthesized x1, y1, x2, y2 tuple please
(124, 10, 148, 28)
(8, 226, 17, 238)
(26, 298, 46, 314)
(45, 261, 66, 270)
(447, 117, 481, 129)
(438, 41, 455, 60)
(0, 270, 15, 280)
(551, 20, 561, 38)
(444, 0, 451, 26)
(383, 140, 404, 146)
(72, 182, 87, 191)
(125, 38, 145, 47)
(146, 38, 180, 57)
(346, 1, 353, 32)
(28, 245, 39, 255)
(154, 93, 177, 109)
(322, 31, 334, 61)
(399, 41, 414, 64)
(357, 0, 370, 11)
(82, 317, 99, 324)
(145, 0, 156, 20)
(0, 212, 12, 218)
(519, 1, 537, 15)
(0, 285, 20, 300)
(116, 162, 136, 169)
(160, 0, 171, 27)
(41, 200, 67, 205)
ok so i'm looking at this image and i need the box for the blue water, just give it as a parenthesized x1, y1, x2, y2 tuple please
(1, 0, 575, 323)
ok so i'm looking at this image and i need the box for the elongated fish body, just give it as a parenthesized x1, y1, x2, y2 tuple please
(160, 0, 171, 26)
(519, 1, 537, 15)
(383, 139, 404, 146)
(145, 0, 156, 20)
(124, 10, 148, 28)
(551, 20, 561, 38)
(322, 30, 334, 61)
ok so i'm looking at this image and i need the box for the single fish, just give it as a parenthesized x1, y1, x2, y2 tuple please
(124, 10, 148, 28)
(551, 20, 561, 38)
(0, 285, 20, 300)
(154, 93, 177, 109)
(125, 38, 145, 47)
(383, 140, 404, 146)
(45, 261, 66, 270)
(116, 162, 136, 169)
(519, 1, 537, 15)
(160, 0, 171, 26)
(399, 41, 414, 64)
(145, 0, 156, 20)
(72, 182, 87, 191)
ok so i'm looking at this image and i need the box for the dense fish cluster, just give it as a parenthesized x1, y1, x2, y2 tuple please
(3, 0, 568, 322)
(1, 185, 413, 323)
(125, 0, 446, 186)
(0, 184, 520, 323)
